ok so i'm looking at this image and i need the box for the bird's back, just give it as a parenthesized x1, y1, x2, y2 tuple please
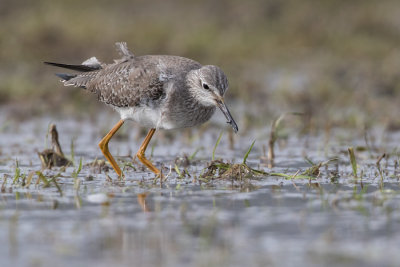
(68, 55, 201, 108)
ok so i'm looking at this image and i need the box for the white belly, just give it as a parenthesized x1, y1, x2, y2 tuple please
(113, 106, 175, 129)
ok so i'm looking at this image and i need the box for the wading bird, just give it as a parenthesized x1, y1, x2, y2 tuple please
(45, 42, 238, 177)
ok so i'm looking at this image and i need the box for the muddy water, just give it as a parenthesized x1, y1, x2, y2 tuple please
(0, 113, 400, 267)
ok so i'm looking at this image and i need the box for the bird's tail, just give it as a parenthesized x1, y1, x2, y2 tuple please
(44, 62, 99, 72)
(55, 73, 76, 81)
(44, 57, 103, 89)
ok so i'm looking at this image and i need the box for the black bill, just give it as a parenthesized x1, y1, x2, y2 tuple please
(216, 100, 239, 133)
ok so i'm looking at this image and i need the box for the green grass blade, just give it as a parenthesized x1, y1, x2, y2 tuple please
(72, 158, 83, 179)
(212, 131, 223, 161)
(243, 140, 256, 164)
(51, 177, 63, 197)
(12, 160, 21, 184)
(70, 138, 75, 165)
(189, 147, 203, 161)
(348, 147, 357, 178)
(76, 158, 83, 175)
(36, 171, 50, 187)
(174, 164, 183, 178)
(304, 157, 315, 166)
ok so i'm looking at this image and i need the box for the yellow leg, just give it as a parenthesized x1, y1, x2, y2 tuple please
(137, 128, 160, 176)
(98, 120, 124, 177)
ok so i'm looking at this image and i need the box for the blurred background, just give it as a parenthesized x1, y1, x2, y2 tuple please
(1, 0, 400, 132)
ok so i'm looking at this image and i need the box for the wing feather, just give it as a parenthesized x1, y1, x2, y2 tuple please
(87, 59, 166, 107)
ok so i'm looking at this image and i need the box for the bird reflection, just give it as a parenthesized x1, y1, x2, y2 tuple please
(137, 192, 150, 212)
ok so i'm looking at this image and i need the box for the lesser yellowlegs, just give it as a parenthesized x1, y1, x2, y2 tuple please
(45, 42, 238, 177)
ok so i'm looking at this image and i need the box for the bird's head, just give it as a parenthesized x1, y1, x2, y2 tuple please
(187, 65, 238, 133)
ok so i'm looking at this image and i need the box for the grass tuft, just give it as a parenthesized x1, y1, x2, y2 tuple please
(201, 140, 266, 185)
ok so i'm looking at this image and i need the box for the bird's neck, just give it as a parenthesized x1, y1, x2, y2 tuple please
(167, 85, 216, 128)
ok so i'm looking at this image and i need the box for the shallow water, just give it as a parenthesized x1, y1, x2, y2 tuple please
(0, 113, 400, 267)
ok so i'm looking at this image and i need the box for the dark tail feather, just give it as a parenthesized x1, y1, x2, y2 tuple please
(44, 61, 100, 72)
(55, 73, 76, 81)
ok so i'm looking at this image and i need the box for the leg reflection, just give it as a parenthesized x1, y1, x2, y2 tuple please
(137, 193, 150, 212)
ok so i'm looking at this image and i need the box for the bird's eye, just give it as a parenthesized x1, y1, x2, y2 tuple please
(202, 83, 210, 90)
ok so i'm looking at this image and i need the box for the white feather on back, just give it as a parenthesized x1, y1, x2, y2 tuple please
(82, 57, 102, 68)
